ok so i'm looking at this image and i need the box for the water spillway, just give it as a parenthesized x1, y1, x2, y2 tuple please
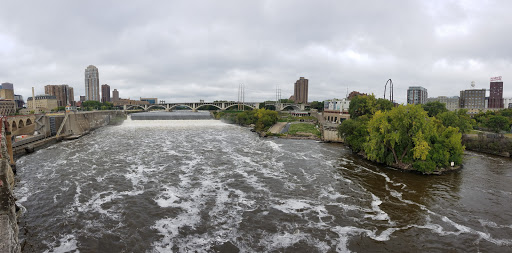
(130, 111, 213, 120)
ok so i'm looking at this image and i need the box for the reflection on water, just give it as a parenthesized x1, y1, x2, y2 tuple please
(14, 119, 512, 252)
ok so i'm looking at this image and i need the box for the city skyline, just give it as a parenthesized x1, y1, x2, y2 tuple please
(1, 1, 511, 103)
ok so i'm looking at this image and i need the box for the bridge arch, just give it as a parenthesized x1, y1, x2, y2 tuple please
(26, 118, 32, 125)
(126, 105, 146, 111)
(18, 119, 24, 128)
(224, 104, 256, 111)
(147, 104, 166, 111)
(11, 121, 17, 131)
(169, 104, 194, 111)
(282, 105, 301, 111)
(196, 104, 222, 110)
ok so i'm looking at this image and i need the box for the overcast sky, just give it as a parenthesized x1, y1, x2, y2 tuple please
(1, 0, 511, 104)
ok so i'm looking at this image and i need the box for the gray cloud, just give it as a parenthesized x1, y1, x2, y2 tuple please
(1, 0, 511, 104)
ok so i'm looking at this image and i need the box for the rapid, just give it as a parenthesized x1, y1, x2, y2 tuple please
(14, 118, 512, 252)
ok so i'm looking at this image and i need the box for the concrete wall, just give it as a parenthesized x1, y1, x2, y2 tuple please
(60, 111, 124, 136)
(0, 124, 20, 252)
(322, 129, 343, 143)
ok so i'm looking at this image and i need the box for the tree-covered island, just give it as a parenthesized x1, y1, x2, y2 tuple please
(338, 95, 465, 174)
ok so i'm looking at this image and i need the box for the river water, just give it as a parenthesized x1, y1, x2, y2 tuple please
(14, 119, 512, 252)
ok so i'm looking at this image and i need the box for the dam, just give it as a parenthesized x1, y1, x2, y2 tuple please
(130, 111, 213, 120)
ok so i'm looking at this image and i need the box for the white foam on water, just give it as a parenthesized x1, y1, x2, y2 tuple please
(479, 219, 512, 229)
(365, 194, 390, 221)
(44, 234, 79, 253)
(258, 231, 330, 252)
(154, 186, 180, 208)
(272, 199, 312, 215)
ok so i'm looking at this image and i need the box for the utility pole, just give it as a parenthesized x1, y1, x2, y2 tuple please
(238, 84, 245, 111)
(276, 86, 281, 111)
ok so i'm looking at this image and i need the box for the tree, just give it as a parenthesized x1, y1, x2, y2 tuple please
(309, 101, 324, 112)
(82, 100, 102, 110)
(436, 109, 474, 133)
(376, 98, 393, 112)
(486, 115, 510, 133)
(364, 104, 464, 172)
(348, 94, 376, 119)
(337, 115, 370, 153)
(422, 101, 448, 117)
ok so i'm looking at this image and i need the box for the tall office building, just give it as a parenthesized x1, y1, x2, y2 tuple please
(293, 77, 309, 104)
(101, 84, 111, 103)
(45, 84, 75, 107)
(407, 86, 428, 105)
(112, 89, 119, 101)
(488, 78, 504, 108)
(85, 65, 100, 101)
(0, 82, 13, 90)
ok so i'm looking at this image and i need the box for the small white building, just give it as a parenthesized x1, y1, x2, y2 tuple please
(323, 98, 350, 124)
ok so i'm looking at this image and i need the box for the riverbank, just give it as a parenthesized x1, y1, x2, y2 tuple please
(462, 133, 512, 158)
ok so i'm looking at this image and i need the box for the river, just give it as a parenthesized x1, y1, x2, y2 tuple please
(14, 118, 512, 252)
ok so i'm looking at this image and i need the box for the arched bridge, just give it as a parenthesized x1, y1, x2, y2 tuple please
(123, 102, 262, 112)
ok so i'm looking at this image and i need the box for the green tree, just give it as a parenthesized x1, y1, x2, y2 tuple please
(364, 104, 464, 172)
(486, 115, 510, 133)
(348, 94, 376, 119)
(436, 109, 474, 133)
(309, 101, 324, 112)
(338, 115, 370, 153)
(82, 100, 102, 110)
(422, 101, 448, 117)
(376, 98, 393, 112)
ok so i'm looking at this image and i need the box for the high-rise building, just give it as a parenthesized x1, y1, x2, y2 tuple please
(407, 86, 428, 105)
(112, 89, 119, 101)
(44, 84, 75, 107)
(101, 84, 111, 103)
(0, 82, 13, 90)
(488, 77, 504, 108)
(293, 77, 309, 104)
(14, 94, 25, 109)
(85, 65, 100, 101)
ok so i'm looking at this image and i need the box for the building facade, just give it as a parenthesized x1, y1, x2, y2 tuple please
(44, 84, 75, 107)
(140, 97, 158, 104)
(0, 89, 14, 100)
(426, 96, 460, 111)
(293, 77, 309, 104)
(112, 89, 119, 101)
(14, 94, 24, 109)
(0, 99, 16, 116)
(85, 65, 100, 101)
(323, 98, 350, 124)
(503, 97, 512, 109)
(488, 81, 504, 108)
(27, 95, 58, 112)
(101, 84, 111, 103)
(459, 89, 486, 114)
(407, 86, 428, 105)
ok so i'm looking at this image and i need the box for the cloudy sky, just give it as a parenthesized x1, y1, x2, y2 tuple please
(1, 0, 511, 104)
